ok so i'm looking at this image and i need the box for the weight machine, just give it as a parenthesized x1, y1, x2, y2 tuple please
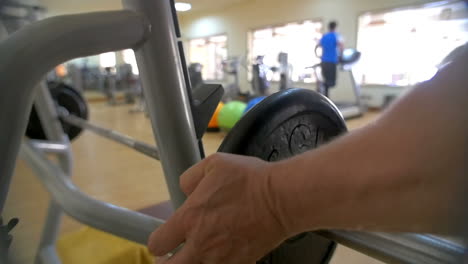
(0, 0, 466, 263)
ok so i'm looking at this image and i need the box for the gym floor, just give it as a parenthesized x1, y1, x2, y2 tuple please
(4, 102, 382, 264)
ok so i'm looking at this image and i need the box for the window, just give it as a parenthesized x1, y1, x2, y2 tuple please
(189, 35, 228, 80)
(356, 1, 468, 86)
(123, 49, 139, 75)
(248, 20, 323, 83)
(99, 52, 116, 68)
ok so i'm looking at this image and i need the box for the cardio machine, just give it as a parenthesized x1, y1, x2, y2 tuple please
(252, 53, 293, 96)
(309, 48, 364, 120)
(0, 0, 465, 263)
(221, 57, 243, 101)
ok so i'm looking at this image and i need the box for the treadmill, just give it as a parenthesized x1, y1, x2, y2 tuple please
(309, 48, 364, 120)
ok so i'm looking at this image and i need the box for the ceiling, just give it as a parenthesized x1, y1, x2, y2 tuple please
(38, 0, 249, 15)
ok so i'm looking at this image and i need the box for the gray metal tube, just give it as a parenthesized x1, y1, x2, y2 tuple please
(38, 246, 61, 264)
(34, 201, 63, 264)
(319, 231, 466, 263)
(34, 82, 73, 174)
(32, 82, 72, 264)
(60, 114, 160, 160)
(123, 0, 201, 208)
(0, 10, 148, 214)
(30, 140, 69, 154)
(20, 142, 164, 244)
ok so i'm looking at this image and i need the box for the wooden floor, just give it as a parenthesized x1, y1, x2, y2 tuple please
(4, 102, 382, 264)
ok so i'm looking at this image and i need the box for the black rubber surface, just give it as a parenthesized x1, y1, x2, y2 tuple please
(26, 82, 88, 141)
(218, 88, 347, 264)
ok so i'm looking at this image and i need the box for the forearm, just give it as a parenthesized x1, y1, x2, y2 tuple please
(270, 54, 468, 236)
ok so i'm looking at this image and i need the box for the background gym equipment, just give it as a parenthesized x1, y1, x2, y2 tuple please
(244, 96, 266, 113)
(221, 57, 244, 101)
(219, 88, 347, 263)
(275, 52, 293, 91)
(251, 52, 293, 96)
(188, 62, 204, 90)
(207, 102, 224, 131)
(217, 100, 247, 131)
(251, 55, 271, 96)
(188, 58, 245, 102)
(309, 48, 365, 120)
(49, 57, 143, 106)
(0, 0, 466, 263)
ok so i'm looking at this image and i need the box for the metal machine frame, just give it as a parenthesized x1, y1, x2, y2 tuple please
(0, 0, 465, 263)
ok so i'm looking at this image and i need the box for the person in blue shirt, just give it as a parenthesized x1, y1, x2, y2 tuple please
(315, 21, 344, 97)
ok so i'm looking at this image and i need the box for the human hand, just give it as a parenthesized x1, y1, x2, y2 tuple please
(148, 153, 291, 264)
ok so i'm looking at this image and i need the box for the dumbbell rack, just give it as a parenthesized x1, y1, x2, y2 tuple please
(0, 0, 466, 263)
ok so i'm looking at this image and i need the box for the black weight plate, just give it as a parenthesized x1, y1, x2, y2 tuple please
(51, 82, 88, 140)
(26, 82, 88, 141)
(218, 88, 347, 264)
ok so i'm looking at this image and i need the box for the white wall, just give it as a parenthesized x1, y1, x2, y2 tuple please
(179, 0, 433, 106)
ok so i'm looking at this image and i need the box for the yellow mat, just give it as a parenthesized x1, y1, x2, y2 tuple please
(57, 227, 155, 264)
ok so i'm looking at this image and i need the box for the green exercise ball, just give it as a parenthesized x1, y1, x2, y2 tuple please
(218, 101, 247, 131)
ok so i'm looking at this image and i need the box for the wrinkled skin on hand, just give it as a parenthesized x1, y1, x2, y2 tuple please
(148, 153, 291, 264)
